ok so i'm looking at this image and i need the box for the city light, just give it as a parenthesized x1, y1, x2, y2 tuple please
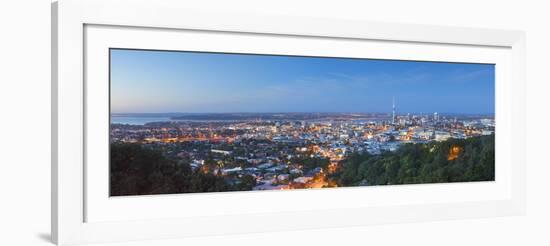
(111, 98, 494, 192)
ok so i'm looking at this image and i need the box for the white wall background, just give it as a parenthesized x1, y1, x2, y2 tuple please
(0, 0, 548, 245)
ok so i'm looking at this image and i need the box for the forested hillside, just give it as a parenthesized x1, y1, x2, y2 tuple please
(331, 135, 495, 186)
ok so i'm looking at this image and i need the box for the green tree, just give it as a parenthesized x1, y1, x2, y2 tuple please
(334, 135, 495, 187)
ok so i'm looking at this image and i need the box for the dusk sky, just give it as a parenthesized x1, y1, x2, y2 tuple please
(110, 49, 495, 114)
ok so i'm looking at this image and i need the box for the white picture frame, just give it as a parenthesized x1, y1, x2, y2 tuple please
(52, 0, 526, 245)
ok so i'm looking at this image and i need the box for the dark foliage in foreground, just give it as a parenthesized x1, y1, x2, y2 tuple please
(110, 143, 256, 196)
(332, 135, 495, 186)
(110, 135, 494, 196)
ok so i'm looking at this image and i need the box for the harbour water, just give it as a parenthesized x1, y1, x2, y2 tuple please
(110, 116, 172, 125)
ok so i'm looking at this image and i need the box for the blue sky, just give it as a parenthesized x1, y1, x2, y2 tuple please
(110, 49, 495, 114)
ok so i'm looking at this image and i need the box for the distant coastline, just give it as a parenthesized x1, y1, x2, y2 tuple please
(111, 112, 495, 125)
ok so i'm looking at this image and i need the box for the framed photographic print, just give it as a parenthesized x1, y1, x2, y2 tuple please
(52, 0, 526, 245)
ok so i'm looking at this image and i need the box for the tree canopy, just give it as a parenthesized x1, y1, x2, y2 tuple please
(110, 143, 255, 196)
(332, 135, 495, 187)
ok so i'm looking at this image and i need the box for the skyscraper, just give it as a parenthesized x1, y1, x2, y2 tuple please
(392, 96, 396, 125)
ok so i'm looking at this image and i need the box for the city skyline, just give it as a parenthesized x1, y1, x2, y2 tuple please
(111, 49, 495, 114)
(110, 48, 495, 195)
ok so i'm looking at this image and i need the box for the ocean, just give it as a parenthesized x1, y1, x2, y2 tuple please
(110, 116, 172, 125)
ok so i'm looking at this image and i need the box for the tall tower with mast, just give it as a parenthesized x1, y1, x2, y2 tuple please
(392, 96, 396, 125)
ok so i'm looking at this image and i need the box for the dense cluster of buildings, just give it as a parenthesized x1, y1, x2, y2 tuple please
(111, 103, 494, 190)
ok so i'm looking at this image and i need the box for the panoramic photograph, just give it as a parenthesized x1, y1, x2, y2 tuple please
(109, 48, 495, 196)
